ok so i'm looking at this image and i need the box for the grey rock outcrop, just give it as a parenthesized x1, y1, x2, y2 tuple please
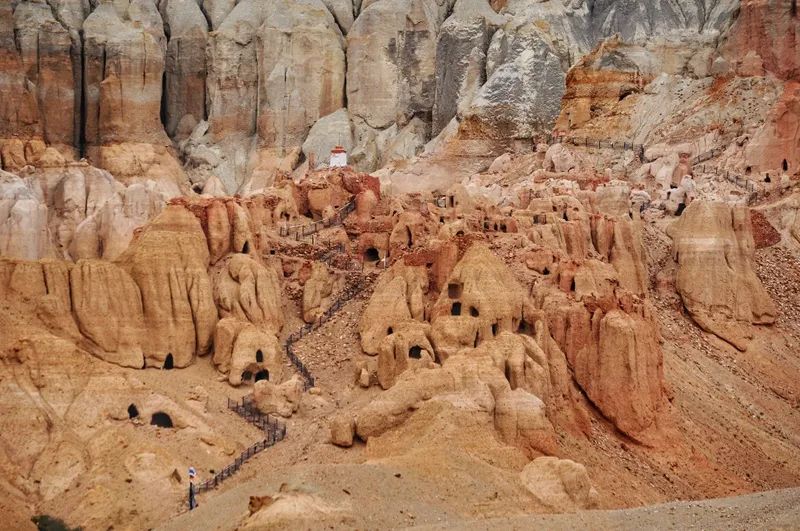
(0, 0, 745, 192)
(256, 0, 346, 155)
(462, 22, 565, 139)
(432, 0, 504, 134)
(83, 2, 168, 147)
(303, 109, 355, 168)
(346, 0, 444, 130)
(161, 0, 208, 140)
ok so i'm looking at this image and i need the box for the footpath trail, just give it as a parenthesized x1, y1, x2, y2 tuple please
(192, 228, 382, 502)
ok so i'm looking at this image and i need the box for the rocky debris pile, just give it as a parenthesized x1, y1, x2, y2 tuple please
(669, 201, 777, 351)
(754, 246, 800, 340)
(750, 210, 782, 249)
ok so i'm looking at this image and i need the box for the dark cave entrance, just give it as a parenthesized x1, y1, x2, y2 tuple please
(163, 354, 174, 370)
(254, 369, 269, 382)
(150, 412, 173, 428)
(128, 404, 139, 419)
(364, 247, 379, 262)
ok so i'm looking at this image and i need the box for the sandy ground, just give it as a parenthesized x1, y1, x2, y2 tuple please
(419, 488, 800, 531)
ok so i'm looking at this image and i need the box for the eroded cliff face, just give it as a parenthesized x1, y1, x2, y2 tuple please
(0, 0, 753, 193)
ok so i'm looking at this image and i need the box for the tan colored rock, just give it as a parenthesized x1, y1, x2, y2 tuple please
(253, 375, 304, 418)
(212, 317, 245, 374)
(430, 244, 525, 358)
(376, 321, 435, 389)
(239, 484, 354, 529)
(83, 3, 170, 149)
(1, 2, 75, 151)
(538, 258, 666, 441)
(670, 202, 777, 350)
(215, 322, 284, 387)
(213, 254, 285, 333)
(388, 211, 427, 254)
(355, 366, 456, 441)
(0, 172, 53, 260)
(494, 389, 558, 458)
(520, 457, 599, 512)
(70, 260, 146, 368)
(117, 205, 217, 368)
(329, 415, 356, 447)
(302, 262, 337, 323)
(359, 263, 428, 354)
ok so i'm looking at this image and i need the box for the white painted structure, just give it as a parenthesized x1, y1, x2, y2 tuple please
(330, 146, 347, 167)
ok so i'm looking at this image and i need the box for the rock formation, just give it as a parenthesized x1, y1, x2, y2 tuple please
(670, 201, 777, 350)
(117, 205, 217, 368)
(520, 457, 599, 512)
(1, 2, 800, 530)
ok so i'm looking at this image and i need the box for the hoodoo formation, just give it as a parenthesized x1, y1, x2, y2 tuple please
(1, 0, 799, 529)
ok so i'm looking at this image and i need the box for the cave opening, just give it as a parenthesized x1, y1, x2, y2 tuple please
(255, 369, 269, 382)
(364, 247, 379, 262)
(150, 412, 173, 428)
(570, 279, 576, 292)
(456, 230, 465, 236)
(408, 346, 422, 359)
(783, 159, 789, 172)
(448, 283, 463, 299)
(451, 302, 462, 316)
(491, 323, 498, 336)
(242, 241, 250, 253)
(406, 226, 413, 247)
(470, 306, 479, 317)
(242, 370, 252, 381)
(163, 354, 174, 370)
(256, 349, 263, 363)
(160, 72, 168, 131)
(128, 404, 139, 419)
(387, 327, 393, 335)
